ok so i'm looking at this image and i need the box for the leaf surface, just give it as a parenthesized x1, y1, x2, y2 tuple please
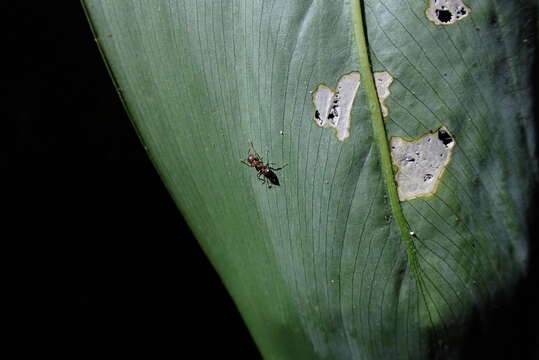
(82, 1, 537, 358)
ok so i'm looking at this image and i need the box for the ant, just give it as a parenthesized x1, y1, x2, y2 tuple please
(240, 142, 288, 187)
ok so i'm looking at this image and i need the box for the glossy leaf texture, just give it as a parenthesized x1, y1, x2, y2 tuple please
(82, 1, 537, 358)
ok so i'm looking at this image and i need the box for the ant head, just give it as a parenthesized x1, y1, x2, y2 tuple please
(247, 154, 256, 162)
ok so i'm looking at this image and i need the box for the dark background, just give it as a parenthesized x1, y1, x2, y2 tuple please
(13, 2, 260, 357)
(12, 1, 538, 359)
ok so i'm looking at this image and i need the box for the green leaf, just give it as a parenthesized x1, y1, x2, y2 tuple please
(82, 0, 537, 358)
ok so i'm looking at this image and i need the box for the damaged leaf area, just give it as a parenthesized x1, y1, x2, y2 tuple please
(312, 72, 360, 141)
(426, 0, 470, 25)
(374, 71, 393, 117)
(391, 127, 455, 201)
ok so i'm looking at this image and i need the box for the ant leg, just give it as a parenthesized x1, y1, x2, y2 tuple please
(269, 162, 288, 171)
(240, 159, 252, 166)
(258, 171, 272, 189)
(249, 141, 262, 161)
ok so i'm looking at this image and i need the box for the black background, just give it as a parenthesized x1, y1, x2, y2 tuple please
(12, 1, 538, 358)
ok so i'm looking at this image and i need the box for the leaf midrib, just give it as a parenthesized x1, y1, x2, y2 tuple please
(350, 1, 419, 273)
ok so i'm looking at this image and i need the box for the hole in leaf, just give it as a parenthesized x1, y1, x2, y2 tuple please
(436, 9, 453, 23)
(426, 0, 470, 25)
(438, 129, 454, 146)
